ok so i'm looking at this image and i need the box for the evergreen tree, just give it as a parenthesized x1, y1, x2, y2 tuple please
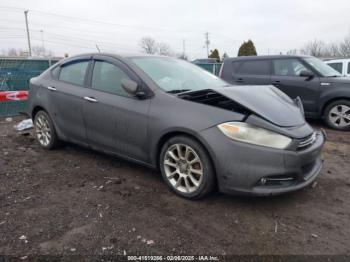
(238, 40, 257, 56)
(208, 49, 220, 62)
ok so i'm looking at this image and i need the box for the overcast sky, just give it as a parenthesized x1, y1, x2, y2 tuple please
(0, 0, 349, 59)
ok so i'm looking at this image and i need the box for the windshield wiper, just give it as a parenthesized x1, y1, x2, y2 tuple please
(166, 89, 191, 94)
(327, 75, 341, 77)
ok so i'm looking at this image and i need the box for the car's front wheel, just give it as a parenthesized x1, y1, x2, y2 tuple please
(159, 136, 215, 199)
(324, 100, 350, 130)
(34, 110, 60, 149)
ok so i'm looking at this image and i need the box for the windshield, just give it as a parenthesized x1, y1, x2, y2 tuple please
(303, 57, 341, 77)
(130, 57, 228, 93)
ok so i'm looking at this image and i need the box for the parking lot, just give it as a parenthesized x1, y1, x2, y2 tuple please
(0, 116, 349, 257)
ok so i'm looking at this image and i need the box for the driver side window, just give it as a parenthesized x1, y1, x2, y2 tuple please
(273, 59, 308, 77)
(91, 60, 132, 97)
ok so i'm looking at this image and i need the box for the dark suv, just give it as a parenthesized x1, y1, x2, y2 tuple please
(220, 55, 350, 130)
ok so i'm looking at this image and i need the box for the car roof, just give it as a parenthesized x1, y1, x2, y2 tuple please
(62, 52, 170, 60)
(223, 54, 312, 62)
(56, 52, 177, 66)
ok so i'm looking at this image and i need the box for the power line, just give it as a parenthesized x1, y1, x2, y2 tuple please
(0, 6, 209, 58)
(0, 6, 203, 34)
(0, 26, 141, 52)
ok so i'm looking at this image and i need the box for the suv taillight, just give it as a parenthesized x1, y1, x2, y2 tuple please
(219, 62, 224, 78)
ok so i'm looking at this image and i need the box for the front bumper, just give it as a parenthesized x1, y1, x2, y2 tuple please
(200, 128, 325, 196)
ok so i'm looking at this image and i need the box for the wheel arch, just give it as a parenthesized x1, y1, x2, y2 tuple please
(154, 130, 218, 183)
(31, 105, 47, 119)
(321, 97, 350, 117)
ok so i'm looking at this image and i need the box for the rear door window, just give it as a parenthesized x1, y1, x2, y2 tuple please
(273, 59, 308, 76)
(348, 62, 350, 74)
(59, 61, 89, 86)
(327, 62, 343, 74)
(231, 61, 241, 73)
(237, 60, 270, 75)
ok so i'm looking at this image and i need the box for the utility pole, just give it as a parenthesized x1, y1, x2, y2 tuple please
(182, 39, 186, 57)
(40, 29, 45, 49)
(24, 10, 32, 57)
(204, 32, 210, 57)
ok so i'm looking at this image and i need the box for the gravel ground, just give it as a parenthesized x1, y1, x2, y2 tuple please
(0, 116, 349, 259)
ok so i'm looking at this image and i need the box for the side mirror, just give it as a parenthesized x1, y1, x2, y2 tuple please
(121, 79, 146, 98)
(299, 70, 314, 80)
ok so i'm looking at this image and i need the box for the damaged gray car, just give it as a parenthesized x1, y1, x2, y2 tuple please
(28, 54, 325, 199)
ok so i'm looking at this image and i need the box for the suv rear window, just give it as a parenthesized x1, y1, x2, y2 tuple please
(236, 60, 270, 75)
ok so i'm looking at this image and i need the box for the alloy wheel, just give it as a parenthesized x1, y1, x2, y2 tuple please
(328, 104, 350, 128)
(163, 143, 203, 193)
(35, 113, 52, 147)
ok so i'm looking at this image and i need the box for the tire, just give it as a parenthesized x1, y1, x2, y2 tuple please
(33, 110, 60, 149)
(324, 100, 350, 131)
(159, 135, 215, 199)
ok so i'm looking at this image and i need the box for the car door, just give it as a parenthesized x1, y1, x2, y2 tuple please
(82, 56, 151, 162)
(270, 58, 320, 114)
(44, 58, 90, 145)
(232, 59, 271, 85)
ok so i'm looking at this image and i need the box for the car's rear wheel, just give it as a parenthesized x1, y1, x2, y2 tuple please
(34, 110, 60, 149)
(159, 136, 215, 199)
(324, 100, 350, 130)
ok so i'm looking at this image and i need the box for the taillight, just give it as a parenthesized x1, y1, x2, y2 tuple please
(219, 63, 224, 78)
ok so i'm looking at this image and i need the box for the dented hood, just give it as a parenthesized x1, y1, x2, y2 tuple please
(215, 85, 305, 127)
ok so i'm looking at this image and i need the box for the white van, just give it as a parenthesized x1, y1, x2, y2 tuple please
(325, 59, 350, 77)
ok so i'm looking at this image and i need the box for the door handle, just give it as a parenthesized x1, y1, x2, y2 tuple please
(83, 96, 98, 103)
(47, 86, 56, 91)
(236, 78, 244, 83)
(273, 80, 281, 86)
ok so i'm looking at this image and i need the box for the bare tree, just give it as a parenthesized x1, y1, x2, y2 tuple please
(32, 45, 54, 57)
(139, 37, 176, 57)
(177, 53, 188, 60)
(158, 42, 174, 56)
(139, 37, 158, 54)
(8, 48, 20, 56)
(286, 49, 297, 55)
(300, 32, 350, 58)
(339, 33, 350, 56)
(300, 40, 327, 57)
(325, 43, 341, 57)
(1, 48, 24, 57)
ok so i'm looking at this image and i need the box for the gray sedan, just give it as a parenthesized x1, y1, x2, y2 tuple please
(28, 53, 325, 199)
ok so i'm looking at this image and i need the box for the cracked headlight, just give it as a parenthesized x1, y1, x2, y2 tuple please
(217, 122, 292, 149)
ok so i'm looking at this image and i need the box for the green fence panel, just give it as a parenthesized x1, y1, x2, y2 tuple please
(0, 58, 59, 117)
(0, 101, 28, 117)
(193, 63, 222, 76)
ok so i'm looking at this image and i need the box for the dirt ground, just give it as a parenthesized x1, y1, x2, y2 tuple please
(0, 116, 349, 259)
